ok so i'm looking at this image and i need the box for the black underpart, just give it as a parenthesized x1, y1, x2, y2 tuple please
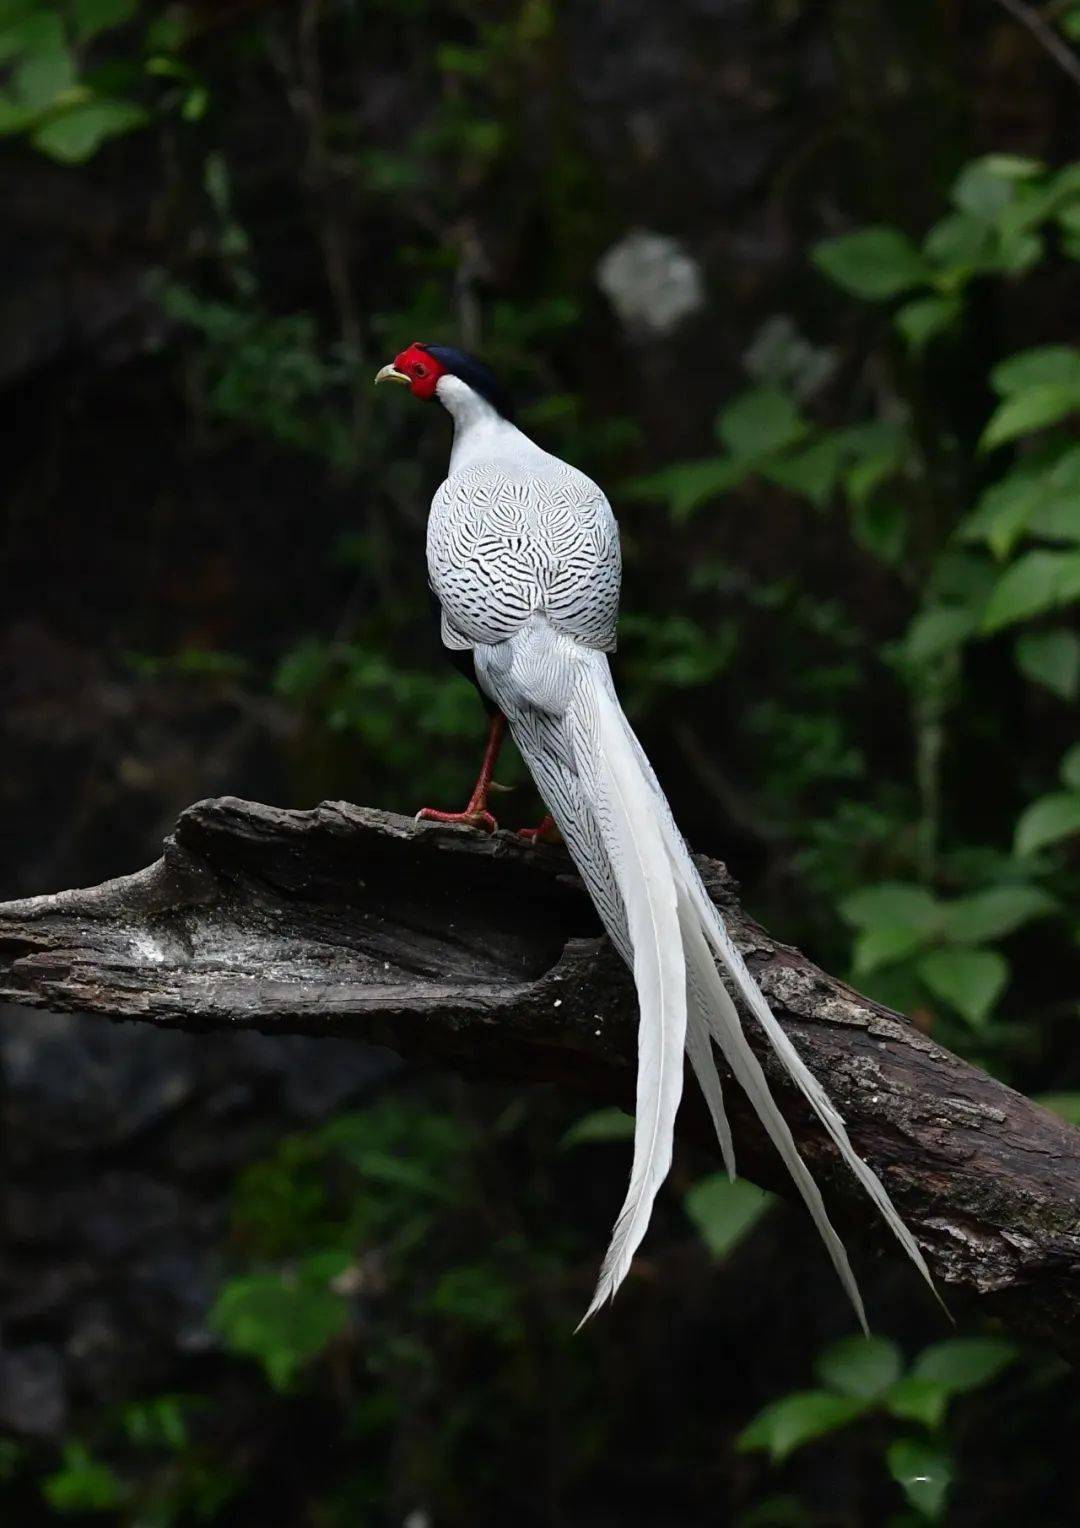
(419, 343, 515, 421)
(427, 585, 497, 715)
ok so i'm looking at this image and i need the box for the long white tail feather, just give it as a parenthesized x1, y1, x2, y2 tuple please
(673, 856, 939, 1308)
(572, 681, 687, 1322)
(685, 999, 736, 1181)
(677, 900, 868, 1331)
(496, 646, 936, 1325)
(605, 690, 939, 1309)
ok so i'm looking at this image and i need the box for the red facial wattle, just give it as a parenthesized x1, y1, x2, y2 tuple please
(394, 343, 447, 401)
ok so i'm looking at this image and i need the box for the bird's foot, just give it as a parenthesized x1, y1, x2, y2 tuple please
(517, 815, 562, 846)
(415, 806, 498, 833)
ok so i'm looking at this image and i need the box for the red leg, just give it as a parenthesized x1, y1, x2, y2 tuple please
(518, 814, 562, 846)
(416, 712, 507, 832)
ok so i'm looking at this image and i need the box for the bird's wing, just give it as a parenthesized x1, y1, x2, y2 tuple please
(427, 457, 620, 653)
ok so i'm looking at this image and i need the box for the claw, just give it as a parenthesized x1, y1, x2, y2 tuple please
(517, 814, 562, 846)
(416, 806, 498, 833)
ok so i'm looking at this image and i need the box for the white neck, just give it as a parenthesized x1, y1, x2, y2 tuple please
(437, 375, 522, 474)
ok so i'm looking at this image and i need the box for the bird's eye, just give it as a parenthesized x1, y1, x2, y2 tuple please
(414, 363, 428, 377)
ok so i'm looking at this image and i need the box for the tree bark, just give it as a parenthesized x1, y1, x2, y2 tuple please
(2, 796, 1078, 1355)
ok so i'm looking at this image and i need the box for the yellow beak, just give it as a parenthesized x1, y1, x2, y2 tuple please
(374, 364, 410, 387)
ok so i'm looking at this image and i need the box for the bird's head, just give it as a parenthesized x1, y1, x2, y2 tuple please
(375, 343, 513, 419)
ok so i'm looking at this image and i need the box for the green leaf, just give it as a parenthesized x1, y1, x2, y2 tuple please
(839, 883, 939, 932)
(1060, 742, 1080, 789)
(0, 2, 36, 42)
(994, 227, 1044, 276)
(887, 1438, 953, 1521)
(144, 8, 187, 50)
(1035, 1092, 1080, 1124)
(43, 1444, 129, 1513)
(833, 418, 910, 462)
(814, 1335, 902, 1399)
(980, 550, 1080, 633)
(72, 0, 138, 41)
(209, 1256, 351, 1390)
(929, 549, 996, 605)
(952, 160, 1016, 220)
(14, 40, 75, 111)
(980, 384, 1080, 451)
(31, 97, 147, 162)
(764, 436, 845, 507)
(0, 87, 33, 133)
(958, 475, 1042, 559)
(0, 9, 63, 66)
(684, 1174, 773, 1259)
(626, 457, 747, 520)
(845, 448, 903, 507)
(884, 1377, 951, 1430)
(717, 386, 808, 461)
(937, 884, 1056, 943)
(924, 210, 993, 273)
(894, 295, 960, 353)
(1015, 627, 1080, 699)
(902, 607, 975, 665)
(560, 1107, 635, 1148)
(1029, 490, 1080, 545)
(853, 925, 930, 976)
(813, 226, 929, 301)
(981, 154, 1045, 181)
(425, 1262, 522, 1338)
(917, 948, 1008, 1026)
(738, 1392, 869, 1461)
(991, 346, 1080, 396)
(911, 1337, 1018, 1393)
(1014, 791, 1080, 856)
(851, 498, 907, 566)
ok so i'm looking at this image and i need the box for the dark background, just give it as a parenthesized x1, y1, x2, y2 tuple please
(1, 1, 1079, 1523)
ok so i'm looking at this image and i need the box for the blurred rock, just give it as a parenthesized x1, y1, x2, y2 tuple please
(0, 1003, 397, 1410)
(0, 1346, 67, 1438)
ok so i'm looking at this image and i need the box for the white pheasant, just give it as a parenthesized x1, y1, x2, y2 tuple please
(376, 342, 936, 1326)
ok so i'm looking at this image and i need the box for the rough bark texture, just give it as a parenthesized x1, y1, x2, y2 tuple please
(2, 796, 1079, 1357)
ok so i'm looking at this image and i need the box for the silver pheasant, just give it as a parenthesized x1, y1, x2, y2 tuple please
(376, 342, 936, 1326)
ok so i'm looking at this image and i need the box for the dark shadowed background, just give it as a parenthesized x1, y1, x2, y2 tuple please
(1, 1, 1079, 1523)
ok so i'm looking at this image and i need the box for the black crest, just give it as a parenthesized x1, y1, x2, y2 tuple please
(419, 344, 515, 421)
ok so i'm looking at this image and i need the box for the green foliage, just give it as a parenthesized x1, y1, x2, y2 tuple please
(209, 1250, 353, 1391)
(273, 635, 502, 807)
(887, 1438, 953, 1520)
(156, 283, 362, 468)
(813, 157, 1080, 332)
(683, 1175, 773, 1260)
(34, 1395, 239, 1526)
(1014, 746, 1080, 857)
(0, 0, 200, 162)
(630, 152, 1080, 1046)
(740, 1335, 1019, 1519)
(839, 880, 1053, 1026)
(42, 1444, 129, 1513)
(120, 1394, 202, 1452)
(1015, 627, 1080, 700)
(1036, 1092, 1080, 1123)
(560, 1107, 636, 1146)
(812, 226, 929, 301)
(739, 1391, 871, 1463)
(813, 1335, 903, 1399)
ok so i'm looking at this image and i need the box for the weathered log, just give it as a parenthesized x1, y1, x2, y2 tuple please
(1, 796, 1078, 1354)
